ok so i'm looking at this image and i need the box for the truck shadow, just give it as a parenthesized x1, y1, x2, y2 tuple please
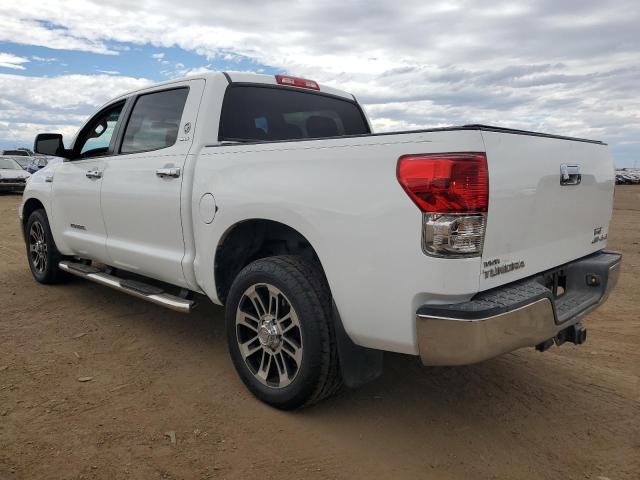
(63, 279, 633, 462)
(81, 284, 629, 422)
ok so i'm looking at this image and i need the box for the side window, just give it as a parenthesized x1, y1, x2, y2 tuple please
(120, 88, 189, 154)
(76, 103, 124, 159)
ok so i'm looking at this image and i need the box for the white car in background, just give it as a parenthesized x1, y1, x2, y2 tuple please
(25, 155, 64, 174)
(0, 157, 30, 192)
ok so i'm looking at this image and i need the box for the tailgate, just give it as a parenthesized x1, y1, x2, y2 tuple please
(479, 130, 615, 290)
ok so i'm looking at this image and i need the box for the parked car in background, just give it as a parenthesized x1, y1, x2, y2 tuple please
(0, 157, 30, 192)
(25, 156, 63, 174)
(615, 174, 629, 184)
(618, 171, 640, 184)
(6, 155, 31, 170)
(1, 149, 31, 157)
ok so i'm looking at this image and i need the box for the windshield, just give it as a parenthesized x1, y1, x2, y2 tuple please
(0, 158, 22, 170)
(12, 157, 31, 168)
(219, 85, 370, 142)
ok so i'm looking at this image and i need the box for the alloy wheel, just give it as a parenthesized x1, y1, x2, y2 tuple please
(235, 283, 303, 388)
(29, 221, 48, 274)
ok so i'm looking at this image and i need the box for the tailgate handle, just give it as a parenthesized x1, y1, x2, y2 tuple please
(560, 164, 581, 185)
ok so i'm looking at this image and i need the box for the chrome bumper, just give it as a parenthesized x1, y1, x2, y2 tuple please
(416, 251, 621, 366)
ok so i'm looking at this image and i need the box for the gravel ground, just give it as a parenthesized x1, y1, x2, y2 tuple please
(0, 187, 638, 479)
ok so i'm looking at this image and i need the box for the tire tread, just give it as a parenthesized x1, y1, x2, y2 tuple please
(226, 255, 342, 408)
(25, 209, 69, 284)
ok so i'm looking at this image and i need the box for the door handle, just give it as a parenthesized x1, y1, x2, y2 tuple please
(156, 167, 181, 178)
(85, 170, 103, 179)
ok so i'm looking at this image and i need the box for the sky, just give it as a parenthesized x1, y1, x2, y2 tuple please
(0, 0, 638, 167)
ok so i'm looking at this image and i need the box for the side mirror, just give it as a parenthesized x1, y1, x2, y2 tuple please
(34, 133, 66, 157)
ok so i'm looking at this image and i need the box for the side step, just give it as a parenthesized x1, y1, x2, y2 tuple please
(59, 261, 196, 313)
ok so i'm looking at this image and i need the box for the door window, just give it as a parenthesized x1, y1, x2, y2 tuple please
(75, 103, 124, 159)
(120, 88, 189, 154)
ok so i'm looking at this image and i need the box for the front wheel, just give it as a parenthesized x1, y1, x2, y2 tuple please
(225, 255, 342, 409)
(25, 209, 69, 284)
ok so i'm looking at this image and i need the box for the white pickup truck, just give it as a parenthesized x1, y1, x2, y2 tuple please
(21, 72, 621, 409)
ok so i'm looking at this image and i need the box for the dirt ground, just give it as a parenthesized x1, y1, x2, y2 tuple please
(0, 187, 638, 480)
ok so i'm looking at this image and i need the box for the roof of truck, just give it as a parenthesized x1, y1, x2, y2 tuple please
(113, 71, 355, 102)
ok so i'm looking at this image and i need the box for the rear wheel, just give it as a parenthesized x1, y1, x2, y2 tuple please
(25, 209, 69, 284)
(225, 255, 342, 409)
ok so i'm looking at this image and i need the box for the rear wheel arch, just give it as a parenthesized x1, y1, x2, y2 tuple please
(214, 219, 327, 304)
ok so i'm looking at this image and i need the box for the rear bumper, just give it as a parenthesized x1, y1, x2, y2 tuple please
(416, 251, 621, 366)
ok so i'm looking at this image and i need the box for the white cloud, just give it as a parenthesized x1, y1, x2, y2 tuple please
(0, 0, 639, 164)
(0, 73, 152, 145)
(0, 15, 116, 54)
(171, 65, 213, 77)
(0, 52, 29, 70)
(31, 55, 58, 62)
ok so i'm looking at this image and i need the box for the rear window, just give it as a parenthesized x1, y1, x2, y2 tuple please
(219, 86, 369, 142)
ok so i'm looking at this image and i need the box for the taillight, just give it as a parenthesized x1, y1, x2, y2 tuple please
(275, 74, 320, 90)
(397, 152, 489, 257)
(396, 152, 488, 213)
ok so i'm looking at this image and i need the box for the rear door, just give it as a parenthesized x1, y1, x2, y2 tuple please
(50, 101, 126, 262)
(479, 130, 615, 290)
(100, 79, 205, 288)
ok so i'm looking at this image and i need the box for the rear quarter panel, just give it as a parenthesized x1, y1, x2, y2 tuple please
(191, 130, 486, 354)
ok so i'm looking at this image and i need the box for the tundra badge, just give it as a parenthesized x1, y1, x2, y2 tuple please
(483, 258, 526, 279)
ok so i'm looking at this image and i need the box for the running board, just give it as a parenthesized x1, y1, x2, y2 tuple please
(59, 261, 195, 313)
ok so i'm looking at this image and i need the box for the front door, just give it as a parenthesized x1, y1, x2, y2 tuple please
(100, 80, 204, 288)
(50, 101, 125, 262)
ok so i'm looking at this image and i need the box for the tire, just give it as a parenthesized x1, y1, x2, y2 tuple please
(225, 255, 342, 409)
(25, 209, 69, 284)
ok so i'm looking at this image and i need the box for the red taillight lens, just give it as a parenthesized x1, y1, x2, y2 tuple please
(396, 152, 489, 214)
(275, 74, 320, 90)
